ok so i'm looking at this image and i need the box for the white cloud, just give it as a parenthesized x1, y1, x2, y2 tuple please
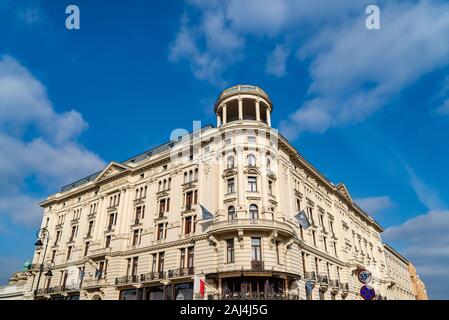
(0, 55, 105, 230)
(354, 196, 393, 215)
(405, 165, 447, 211)
(384, 210, 449, 299)
(171, 0, 449, 137)
(265, 44, 290, 77)
(287, 0, 449, 136)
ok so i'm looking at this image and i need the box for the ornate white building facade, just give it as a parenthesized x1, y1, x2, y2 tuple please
(23, 85, 420, 300)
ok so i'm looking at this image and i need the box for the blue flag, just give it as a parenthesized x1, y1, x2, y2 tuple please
(295, 210, 311, 230)
(199, 204, 214, 220)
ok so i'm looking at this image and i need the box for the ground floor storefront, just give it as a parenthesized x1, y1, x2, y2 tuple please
(119, 282, 193, 300)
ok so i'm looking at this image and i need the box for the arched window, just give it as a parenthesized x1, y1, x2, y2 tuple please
(184, 172, 187, 184)
(228, 206, 236, 220)
(266, 156, 271, 170)
(247, 154, 256, 167)
(227, 156, 235, 169)
(249, 204, 259, 219)
(189, 170, 193, 182)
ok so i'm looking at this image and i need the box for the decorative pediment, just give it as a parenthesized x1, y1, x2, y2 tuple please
(336, 183, 353, 202)
(222, 169, 237, 178)
(182, 182, 197, 191)
(94, 162, 130, 182)
(156, 191, 170, 199)
(244, 167, 260, 175)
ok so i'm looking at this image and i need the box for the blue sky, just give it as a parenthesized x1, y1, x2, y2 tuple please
(0, 0, 448, 298)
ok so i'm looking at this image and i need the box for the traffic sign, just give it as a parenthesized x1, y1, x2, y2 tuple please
(357, 268, 372, 284)
(360, 285, 376, 300)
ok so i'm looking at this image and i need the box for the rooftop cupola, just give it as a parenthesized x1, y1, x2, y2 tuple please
(214, 85, 273, 127)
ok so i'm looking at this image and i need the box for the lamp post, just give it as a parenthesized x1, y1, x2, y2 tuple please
(32, 227, 52, 299)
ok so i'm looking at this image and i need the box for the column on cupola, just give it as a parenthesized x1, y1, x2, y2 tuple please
(238, 97, 243, 120)
(266, 107, 271, 126)
(255, 99, 261, 122)
(216, 114, 221, 128)
(222, 104, 227, 125)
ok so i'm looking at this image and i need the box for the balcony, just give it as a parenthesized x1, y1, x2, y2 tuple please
(82, 278, 106, 289)
(208, 219, 295, 237)
(115, 275, 138, 286)
(330, 280, 340, 294)
(251, 260, 264, 270)
(65, 283, 81, 292)
(167, 268, 194, 279)
(318, 275, 329, 291)
(139, 271, 166, 283)
(340, 282, 349, 295)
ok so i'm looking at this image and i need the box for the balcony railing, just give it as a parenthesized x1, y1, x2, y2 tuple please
(318, 275, 329, 284)
(339, 282, 349, 292)
(251, 260, 264, 270)
(82, 278, 106, 289)
(139, 271, 166, 282)
(167, 268, 194, 279)
(65, 283, 81, 291)
(218, 85, 270, 101)
(115, 275, 138, 286)
(209, 219, 295, 237)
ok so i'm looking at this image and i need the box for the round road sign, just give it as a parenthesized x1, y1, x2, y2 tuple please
(357, 269, 372, 284)
(360, 285, 376, 300)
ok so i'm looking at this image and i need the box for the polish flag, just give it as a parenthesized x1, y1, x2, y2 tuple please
(194, 275, 205, 297)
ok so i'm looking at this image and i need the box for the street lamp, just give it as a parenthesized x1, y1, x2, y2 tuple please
(32, 228, 51, 299)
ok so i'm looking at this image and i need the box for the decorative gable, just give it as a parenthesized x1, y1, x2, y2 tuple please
(336, 183, 352, 202)
(94, 161, 130, 182)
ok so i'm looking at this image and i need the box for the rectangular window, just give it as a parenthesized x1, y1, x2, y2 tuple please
(51, 250, 57, 262)
(84, 242, 90, 256)
(180, 249, 186, 268)
(70, 226, 77, 241)
(105, 235, 111, 248)
(158, 252, 165, 272)
(54, 231, 61, 246)
(135, 206, 144, 223)
(187, 247, 194, 268)
(268, 180, 273, 195)
(312, 230, 317, 247)
(157, 224, 165, 240)
(184, 216, 192, 235)
(87, 221, 94, 237)
(67, 246, 73, 260)
(227, 178, 235, 194)
(152, 254, 157, 272)
(302, 252, 307, 277)
(132, 257, 138, 276)
(132, 230, 140, 246)
(247, 136, 256, 143)
(248, 176, 257, 192)
(185, 191, 193, 210)
(323, 236, 328, 252)
(333, 242, 338, 257)
(251, 238, 261, 261)
(226, 239, 235, 263)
